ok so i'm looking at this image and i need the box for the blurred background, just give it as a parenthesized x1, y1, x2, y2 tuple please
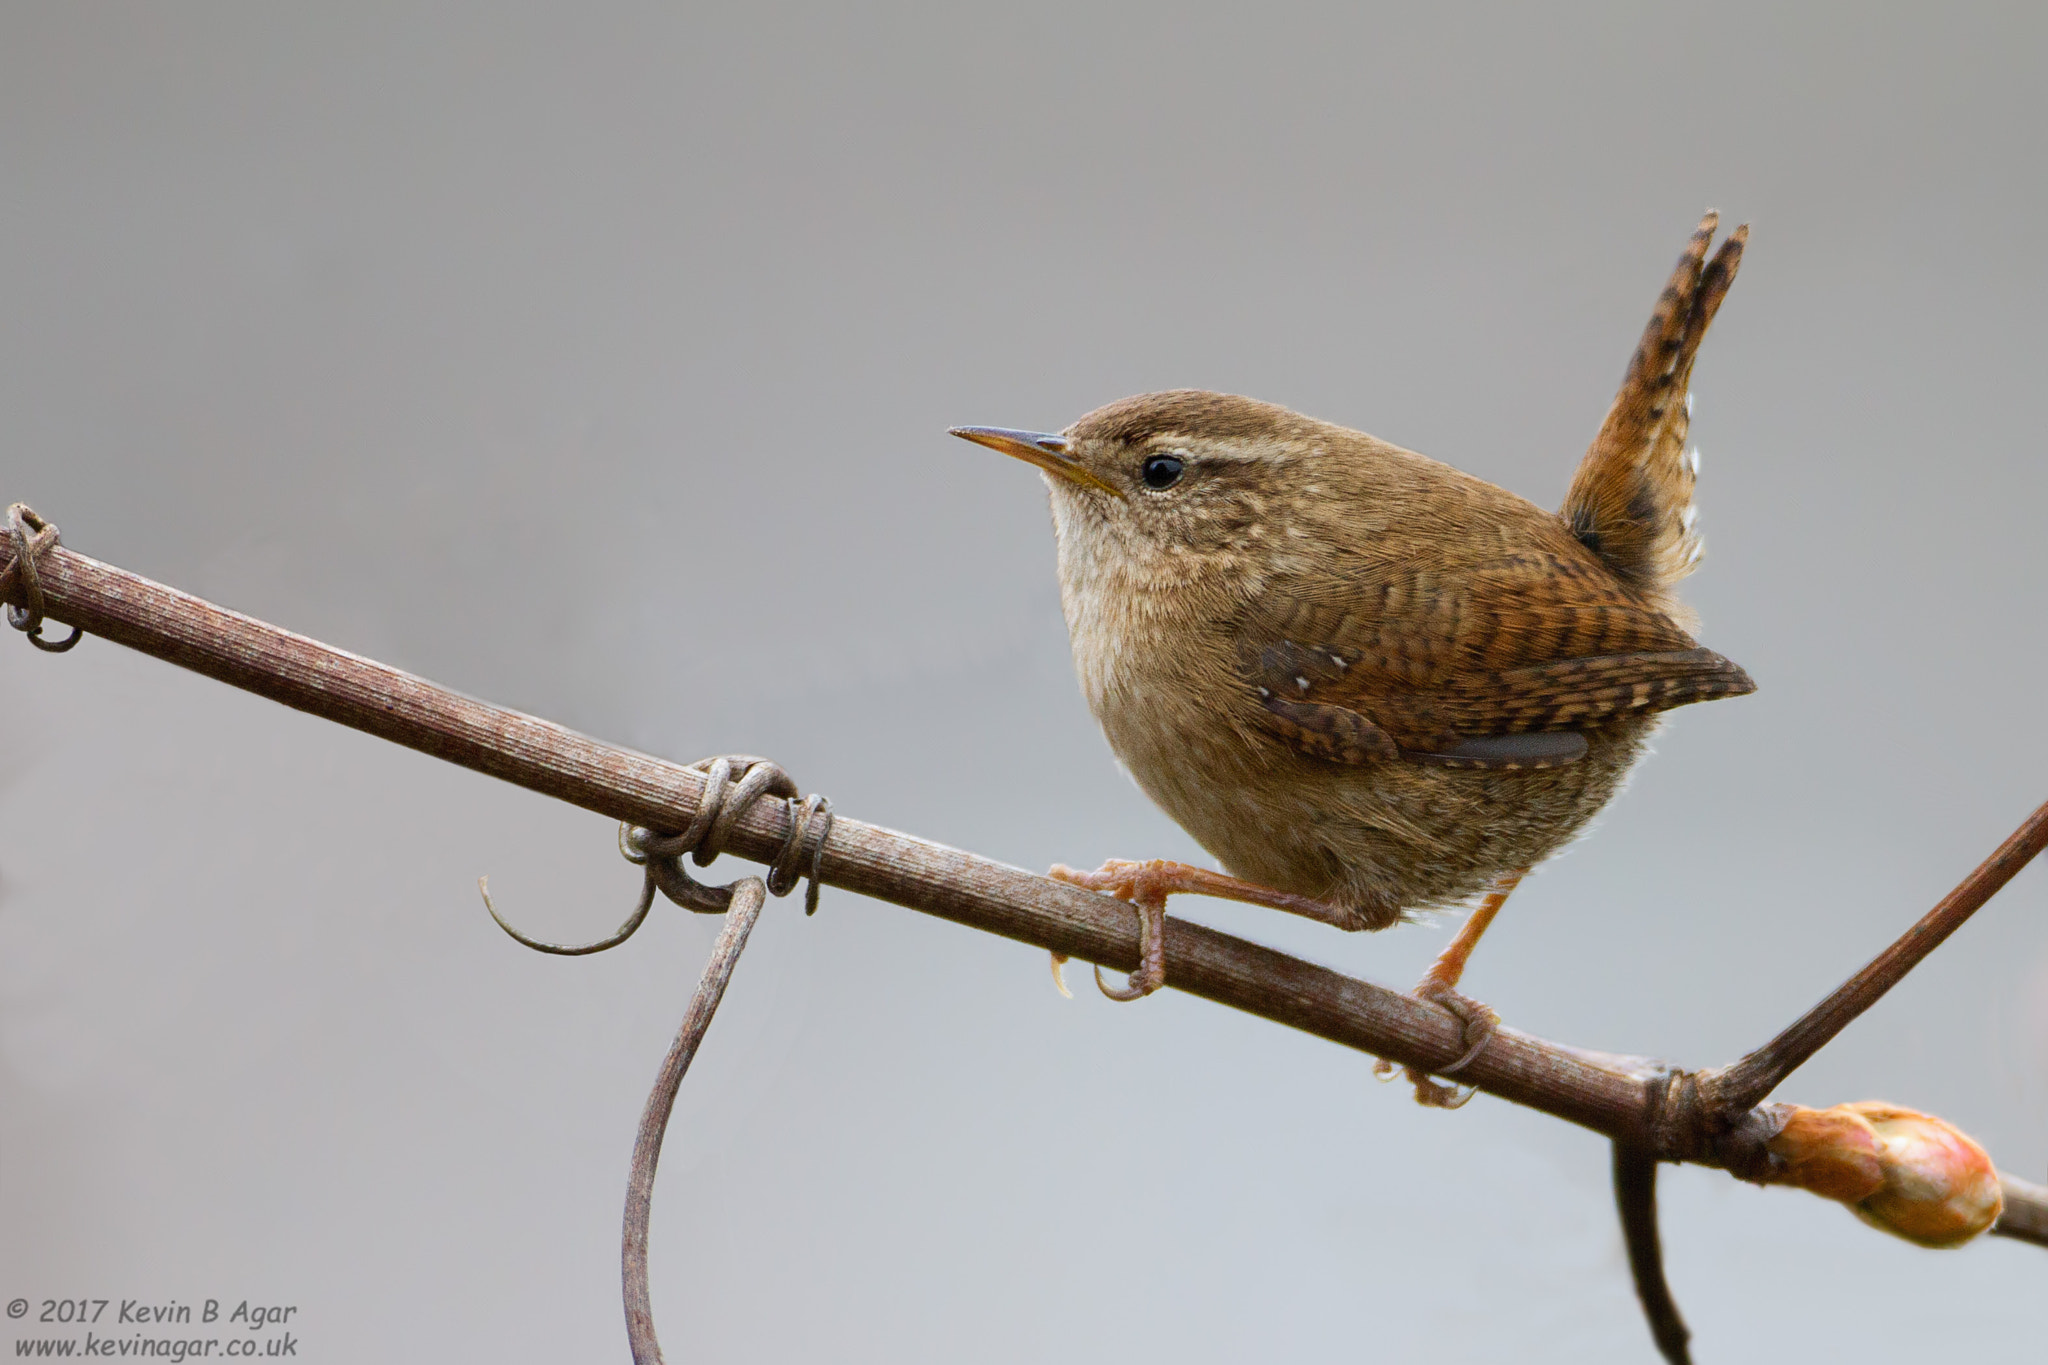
(3, 3, 2045, 1360)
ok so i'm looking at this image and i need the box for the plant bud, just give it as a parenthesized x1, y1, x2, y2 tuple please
(1843, 1102, 2003, 1248)
(1766, 1101, 2002, 1248)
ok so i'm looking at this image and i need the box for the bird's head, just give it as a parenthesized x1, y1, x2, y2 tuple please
(951, 390, 1325, 584)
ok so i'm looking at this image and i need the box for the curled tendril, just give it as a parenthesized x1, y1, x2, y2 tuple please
(3, 503, 84, 653)
(480, 866, 660, 956)
(480, 755, 833, 955)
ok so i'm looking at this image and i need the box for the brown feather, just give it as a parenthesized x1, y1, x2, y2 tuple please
(1243, 554, 1755, 763)
(1561, 211, 1746, 614)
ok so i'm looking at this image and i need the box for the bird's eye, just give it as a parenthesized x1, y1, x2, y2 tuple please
(1140, 453, 1185, 490)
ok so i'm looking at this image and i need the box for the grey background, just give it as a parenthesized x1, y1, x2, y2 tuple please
(3, 3, 2045, 1360)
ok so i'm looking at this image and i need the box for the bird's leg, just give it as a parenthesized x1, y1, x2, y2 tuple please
(1380, 868, 1528, 1108)
(1047, 858, 1363, 1001)
(1418, 866, 1526, 1001)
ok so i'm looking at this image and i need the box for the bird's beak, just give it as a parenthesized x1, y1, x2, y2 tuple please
(948, 426, 1118, 495)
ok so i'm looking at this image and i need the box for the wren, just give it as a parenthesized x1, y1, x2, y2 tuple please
(953, 213, 1752, 1096)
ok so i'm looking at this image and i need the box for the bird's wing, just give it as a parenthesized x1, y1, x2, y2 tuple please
(1239, 551, 1754, 770)
(1559, 211, 1745, 602)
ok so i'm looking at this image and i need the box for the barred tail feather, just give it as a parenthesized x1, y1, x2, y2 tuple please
(1562, 212, 1745, 614)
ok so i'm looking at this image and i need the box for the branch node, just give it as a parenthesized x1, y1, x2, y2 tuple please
(1643, 1065, 1710, 1164)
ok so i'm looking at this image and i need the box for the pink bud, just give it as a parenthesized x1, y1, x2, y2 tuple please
(1766, 1101, 2003, 1247)
(1842, 1102, 2003, 1249)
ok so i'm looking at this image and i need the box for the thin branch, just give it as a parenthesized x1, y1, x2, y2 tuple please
(1709, 799, 2048, 1112)
(623, 878, 767, 1365)
(1613, 1145, 1690, 1365)
(0, 531, 1645, 1128)
(5, 523, 2046, 1245)
(1997, 1176, 2048, 1249)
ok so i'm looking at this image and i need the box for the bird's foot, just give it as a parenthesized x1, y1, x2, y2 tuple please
(1046, 858, 1357, 1001)
(1374, 976, 1500, 1108)
(1373, 869, 1525, 1106)
(1046, 859, 1178, 1000)
(1044, 857, 1380, 1000)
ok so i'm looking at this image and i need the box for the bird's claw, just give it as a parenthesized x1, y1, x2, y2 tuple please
(1425, 986, 1501, 1075)
(1381, 985, 1500, 1109)
(1048, 860, 1170, 1002)
(1092, 957, 1163, 1002)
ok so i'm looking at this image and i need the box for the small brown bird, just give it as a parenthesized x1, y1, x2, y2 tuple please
(953, 213, 1752, 1098)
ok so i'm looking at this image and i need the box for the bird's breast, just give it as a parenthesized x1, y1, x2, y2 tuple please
(1060, 569, 1259, 793)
